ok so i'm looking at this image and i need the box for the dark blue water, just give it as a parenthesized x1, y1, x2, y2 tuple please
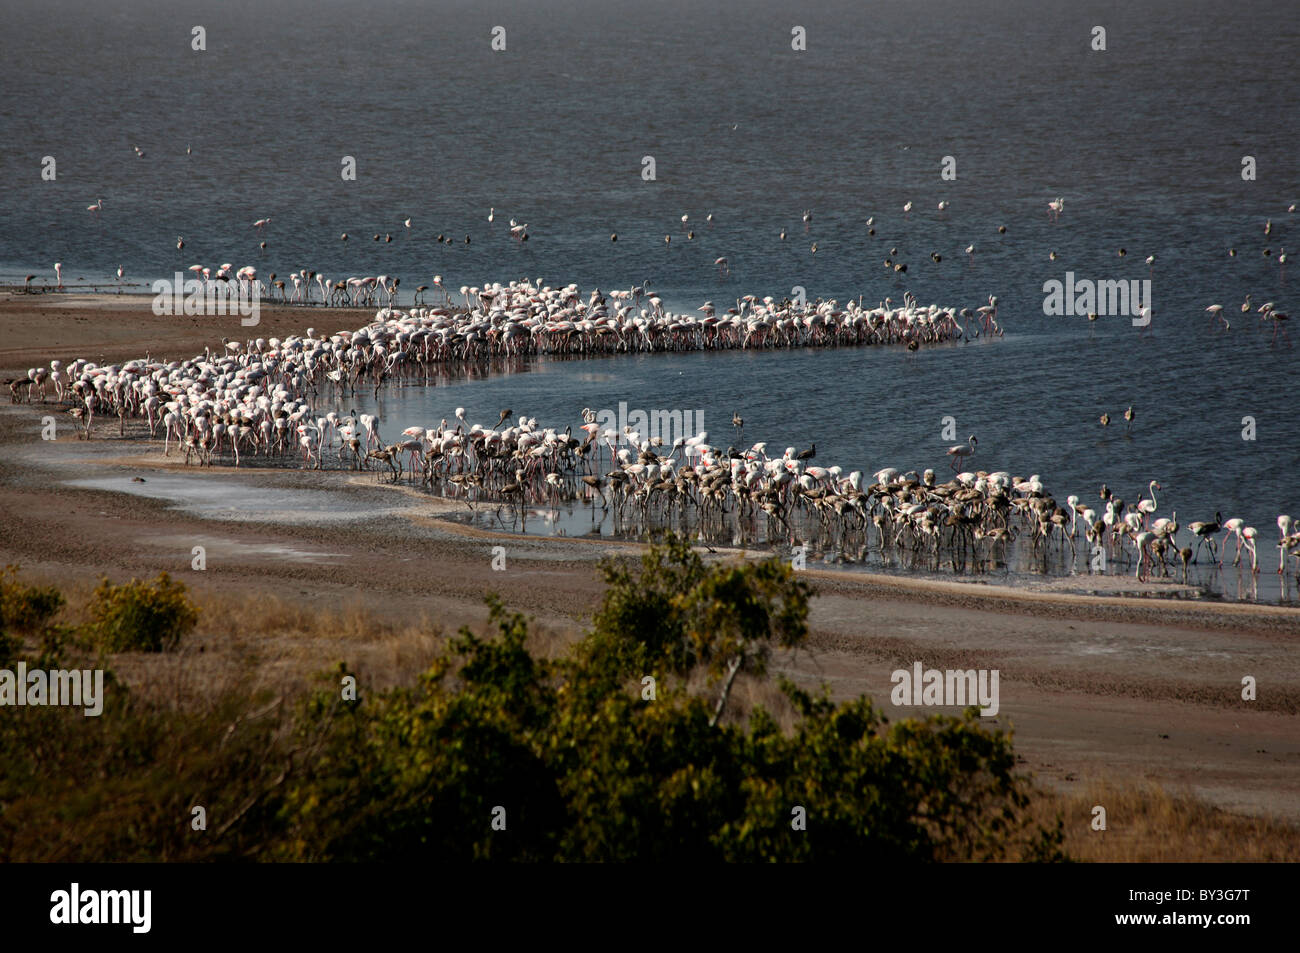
(3, 0, 1299, 596)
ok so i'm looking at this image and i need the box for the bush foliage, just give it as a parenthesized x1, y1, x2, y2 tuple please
(277, 537, 1055, 861)
(83, 572, 198, 653)
(0, 565, 68, 667)
(0, 542, 1064, 862)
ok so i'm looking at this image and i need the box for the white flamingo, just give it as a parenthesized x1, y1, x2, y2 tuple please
(1137, 480, 1161, 525)
(1278, 515, 1294, 573)
(946, 435, 976, 470)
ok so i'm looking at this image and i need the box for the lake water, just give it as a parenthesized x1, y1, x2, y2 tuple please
(3, 0, 1298, 599)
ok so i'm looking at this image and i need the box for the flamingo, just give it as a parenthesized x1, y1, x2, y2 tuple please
(1048, 197, 1064, 221)
(1240, 527, 1260, 573)
(1279, 515, 1294, 573)
(1219, 517, 1246, 565)
(1132, 530, 1154, 579)
(946, 435, 977, 470)
(54, 262, 62, 289)
(87, 198, 103, 214)
(1206, 304, 1229, 330)
(1136, 480, 1160, 525)
(1189, 512, 1222, 563)
(1258, 302, 1290, 346)
(1152, 512, 1178, 554)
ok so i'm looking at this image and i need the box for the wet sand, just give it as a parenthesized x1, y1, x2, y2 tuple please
(3, 293, 1298, 828)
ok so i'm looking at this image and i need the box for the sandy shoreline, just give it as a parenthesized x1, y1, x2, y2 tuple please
(2, 294, 1298, 829)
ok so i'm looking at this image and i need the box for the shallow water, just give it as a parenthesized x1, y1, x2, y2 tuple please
(47, 414, 1297, 604)
(429, 485, 1292, 606)
(67, 474, 406, 524)
(321, 334, 1298, 604)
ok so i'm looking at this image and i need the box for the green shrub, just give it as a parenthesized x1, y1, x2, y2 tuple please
(0, 686, 287, 862)
(0, 565, 66, 665)
(277, 535, 1055, 862)
(83, 572, 198, 653)
(0, 565, 65, 634)
(0, 544, 1064, 862)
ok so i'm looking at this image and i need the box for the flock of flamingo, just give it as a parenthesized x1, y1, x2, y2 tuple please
(6, 194, 1295, 596)
(19, 195, 1292, 361)
(10, 275, 999, 422)
(20, 195, 1292, 343)
(8, 271, 1300, 590)
(7, 275, 994, 430)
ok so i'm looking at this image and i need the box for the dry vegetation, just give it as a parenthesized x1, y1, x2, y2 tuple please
(3, 560, 1295, 862)
(1026, 781, 1300, 862)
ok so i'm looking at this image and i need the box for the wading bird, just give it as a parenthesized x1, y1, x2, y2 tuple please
(946, 435, 976, 470)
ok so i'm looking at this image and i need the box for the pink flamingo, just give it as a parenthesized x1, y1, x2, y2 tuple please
(1240, 527, 1259, 573)
(1220, 517, 1245, 565)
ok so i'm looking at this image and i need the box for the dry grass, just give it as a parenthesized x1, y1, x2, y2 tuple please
(9, 569, 448, 705)
(1026, 780, 1300, 861)
(118, 591, 451, 706)
(19, 571, 579, 707)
